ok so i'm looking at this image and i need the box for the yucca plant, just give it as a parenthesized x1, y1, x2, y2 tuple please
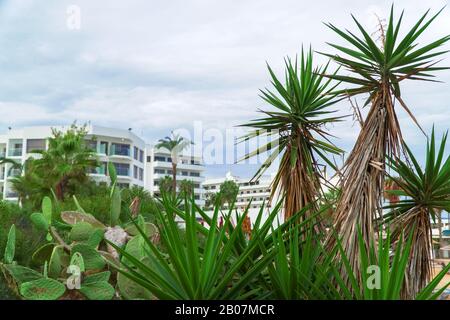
(108, 193, 285, 299)
(382, 128, 450, 298)
(323, 6, 450, 279)
(239, 48, 344, 224)
(335, 227, 450, 300)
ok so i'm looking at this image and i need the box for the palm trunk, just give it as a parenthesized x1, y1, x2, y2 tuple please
(326, 85, 402, 286)
(55, 175, 68, 201)
(391, 207, 433, 299)
(275, 133, 322, 231)
(172, 162, 177, 197)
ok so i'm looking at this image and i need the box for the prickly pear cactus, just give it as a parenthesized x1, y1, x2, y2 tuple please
(69, 222, 97, 242)
(2, 264, 42, 285)
(3, 225, 16, 264)
(78, 271, 114, 300)
(124, 222, 157, 237)
(117, 271, 152, 300)
(29, 196, 53, 241)
(71, 244, 105, 271)
(48, 246, 67, 278)
(19, 277, 66, 300)
(60, 211, 105, 228)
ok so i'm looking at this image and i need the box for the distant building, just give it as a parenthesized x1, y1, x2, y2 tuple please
(0, 124, 205, 205)
(203, 171, 275, 211)
(145, 146, 205, 207)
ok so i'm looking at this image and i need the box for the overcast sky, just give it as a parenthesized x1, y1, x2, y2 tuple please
(0, 0, 449, 178)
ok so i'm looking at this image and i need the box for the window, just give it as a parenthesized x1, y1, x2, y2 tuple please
(190, 172, 200, 177)
(117, 183, 129, 189)
(133, 165, 138, 179)
(154, 156, 166, 162)
(194, 183, 200, 188)
(26, 139, 46, 153)
(8, 139, 23, 157)
(139, 150, 144, 162)
(154, 169, 165, 174)
(154, 180, 160, 186)
(211, 185, 216, 190)
(139, 168, 144, 181)
(111, 143, 130, 156)
(147, 156, 152, 162)
(113, 163, 130, 176)
(182, 171, 188, 176)
(167, 157, 172, 162)
(97, 162, 107, 175)
(133, 147, 139, 160)
(99, 141, 108, 154)
(85, 139, 97, 152)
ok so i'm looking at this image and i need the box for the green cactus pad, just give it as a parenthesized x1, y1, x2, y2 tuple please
(124, 222, 157, 237)
(48, 246, 65, 278)
(2, 265, 42, 285)
(85, 229, 104, 248)
(4, 225, 16, 264)
(30, 213, 49, 231)
(79, 281, 115, 300)
(60, 211, 105, 228)
(121, 235, 146, 265)
(83, 271, 111, 284)
(41, 196, 52, 224)
(69, 222, 97, 242)
(71, 244, 106, 271)
(117, 271, 152, 300)
(20, 278, 66, 300)
(70, 252, 85, 273)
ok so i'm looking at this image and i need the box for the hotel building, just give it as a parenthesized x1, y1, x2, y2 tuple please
(0, 124, 205, 204)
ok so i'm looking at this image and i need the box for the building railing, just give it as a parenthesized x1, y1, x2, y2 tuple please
(8, 148, 22, 157)
(109, 145, 130, 157)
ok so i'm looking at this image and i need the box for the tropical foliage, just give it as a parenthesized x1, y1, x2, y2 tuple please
(382, 129, 450, 297)
(321, 6, 450, 282)
(155, 132, 193, 195)
(239, 48, 344, 226)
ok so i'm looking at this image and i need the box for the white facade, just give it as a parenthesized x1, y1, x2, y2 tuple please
(0, 125, 205, 205)
(203, 171, 275, 211)
(145, 146, 205, 206)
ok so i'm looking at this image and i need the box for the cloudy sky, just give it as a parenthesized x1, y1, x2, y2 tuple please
(0, 0, 449, 178)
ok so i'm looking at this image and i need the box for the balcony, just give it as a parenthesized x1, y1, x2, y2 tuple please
(109, 144, 131, 157)
(5, 191, 18, 199)
(8, 147, 22, 157)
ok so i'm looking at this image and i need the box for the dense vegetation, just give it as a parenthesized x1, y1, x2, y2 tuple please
(1, 6, 450, 300)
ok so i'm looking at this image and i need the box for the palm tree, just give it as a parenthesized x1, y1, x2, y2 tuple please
(383, 129, 450, 298)
(239, 48, 343, 224)
(158, 175, 174, 195)
(322, 6, 450, 277)
(179, 179, 194, 197)
(33, 124, 99, 200)
(155, 132, 192, 196)
(0, 157, 22, 177)
(219, 180, 239, 209)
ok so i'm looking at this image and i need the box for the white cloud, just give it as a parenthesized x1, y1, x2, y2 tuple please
(0, 0, 450, 177)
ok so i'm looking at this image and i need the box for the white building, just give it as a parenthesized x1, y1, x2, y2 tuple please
(0, 124, 205, 204)
(203, 171, 274, 211)
(145, 146, 205, 206)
